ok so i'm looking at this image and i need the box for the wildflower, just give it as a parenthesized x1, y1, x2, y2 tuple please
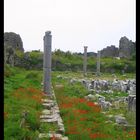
(76, 109, 88, 114)
(86, 101, 96, 107)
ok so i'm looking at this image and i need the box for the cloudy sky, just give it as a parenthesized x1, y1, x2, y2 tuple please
(4, 0, 136, 53)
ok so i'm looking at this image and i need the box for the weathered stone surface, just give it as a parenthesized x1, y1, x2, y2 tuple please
(119, 36, 136, 58)
(100, 45, 119, 57)
(128, 95, 136, 111)
(42, 109, 51, 115)
(98, 100, 112, 110)
(43, 31, 52, 95)
(42, 103, 55, 109)
(40, 118, 58, 123)
(62, 136, 69, 140)
(83, 46, 88, 76)
(96, 51, 101, 76)
(42, 99, 55, 104)
(38, 133, 49, 138)
(84, 94, 96, 100)
(4, 32, 24, 52)
(115, 115, 128, 124)
(48, 133, 63, 139)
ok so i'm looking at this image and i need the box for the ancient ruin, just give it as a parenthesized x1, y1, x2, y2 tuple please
(96, 51, 101, 76)
(43, 31, 52, 96)
(83, 46, 88, 76)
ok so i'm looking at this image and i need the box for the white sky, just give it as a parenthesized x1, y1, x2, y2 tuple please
(4, 0, 136, 53)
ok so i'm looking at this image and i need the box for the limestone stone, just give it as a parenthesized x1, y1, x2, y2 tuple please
(42, 109, 51, 115)
(100, 45, 119, 57)
(99, 101, 112, 110)
(40, 118, 57, 123)
(119, 36, 135, 58)
(85, 94, 96, 100)
(43, 31, 52, 95)
(115, 115, 128, 125)
(38, 133, 49, 138)
(62, 136, 69, 140)
(48, 133, 63, 139)
(83, 46, 88, 76)
(96, 51, 101, 76)
(128, 95, 136, 111)
(42, 103, 55, 109)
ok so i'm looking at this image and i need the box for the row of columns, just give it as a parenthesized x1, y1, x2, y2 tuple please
(43, 31, 101, 96)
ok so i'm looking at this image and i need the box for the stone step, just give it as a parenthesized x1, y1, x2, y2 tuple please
(42, 103, 55, 109)
(40, 118, 58, 123)
(41, 99, 55, 103)
(39, 132, 68, 140)
(40, 115, 54, 119)
(41, 109, 51, 115)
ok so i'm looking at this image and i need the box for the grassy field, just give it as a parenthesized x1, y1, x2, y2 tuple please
(52, 71, 136, 140)
(4, 65, 136, 140)
(4, 65, 44, 140)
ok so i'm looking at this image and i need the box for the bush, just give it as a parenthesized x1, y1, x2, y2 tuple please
(4, 64, 15, 77)
(25, 72, 39, 79)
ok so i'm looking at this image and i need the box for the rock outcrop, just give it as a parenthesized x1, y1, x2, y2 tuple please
(4, 32, 24, 66)
(119, 36, 135, 58)
(4, 32, 24, 52)
(99, 36, 135, 58)
(100, 45, 119, 57)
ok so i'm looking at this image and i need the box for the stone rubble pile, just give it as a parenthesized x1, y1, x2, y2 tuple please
(81, 79, 136, 94)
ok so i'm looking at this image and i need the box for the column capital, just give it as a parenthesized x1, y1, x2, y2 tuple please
(45, 31, 51, 36)
(84, 46, 88, 49)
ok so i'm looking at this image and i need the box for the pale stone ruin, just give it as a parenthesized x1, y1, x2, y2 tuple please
(83, 46, 88, 76)
(40, 31, 68, 140)
(96, 51, 101, 76)
(43, 31, 52, 96)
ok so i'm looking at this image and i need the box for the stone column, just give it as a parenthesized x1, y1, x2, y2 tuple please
(43, 31, 52, 96)
(83, 46, 88, 76)
(96, 51, 100, 76)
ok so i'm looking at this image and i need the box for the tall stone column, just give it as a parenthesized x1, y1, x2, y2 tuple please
(96, 51, 100, 76)
(83, 46, 88, 76)
(43, 31, 52, 96)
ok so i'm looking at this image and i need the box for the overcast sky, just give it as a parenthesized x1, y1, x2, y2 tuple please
(4, 0, 136, 53)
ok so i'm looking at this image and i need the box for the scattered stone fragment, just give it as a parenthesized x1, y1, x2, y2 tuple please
(115, 115, 128, 125)
(38, 133, 49, 138)
(62, 136, 69, 140)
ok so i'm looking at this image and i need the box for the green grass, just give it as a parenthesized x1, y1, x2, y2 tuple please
(4, 65, 43, 140)
(52, 72, 136, 140)
(4, 65, 136, 140)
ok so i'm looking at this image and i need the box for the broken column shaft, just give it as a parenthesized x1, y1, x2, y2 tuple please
(83, 46, 88, 76)
(43, 31, 52, 95)
(97, 51, 100, 76)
